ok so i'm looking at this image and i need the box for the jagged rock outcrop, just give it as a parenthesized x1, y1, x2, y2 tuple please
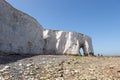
(0, 0, 94, 56)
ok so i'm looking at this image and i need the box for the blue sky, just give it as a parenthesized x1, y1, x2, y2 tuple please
(7, 0, 120, 56)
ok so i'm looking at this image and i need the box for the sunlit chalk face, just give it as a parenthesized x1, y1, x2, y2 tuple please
(43, 30, 94, 56)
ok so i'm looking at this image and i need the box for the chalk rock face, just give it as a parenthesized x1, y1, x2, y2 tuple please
(0, 0, 44, 54)
(0, 0, 94, 56)
(43, 29, 94, 56)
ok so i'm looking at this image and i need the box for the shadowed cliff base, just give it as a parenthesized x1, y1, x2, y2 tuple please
(0, 51, 37, 64)
(0, 51, 93, 64)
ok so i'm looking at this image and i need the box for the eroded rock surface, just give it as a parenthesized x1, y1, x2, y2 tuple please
(43, 29, 94, 56)
(0, 0, 44, 54)
(0, 0, 94, 56)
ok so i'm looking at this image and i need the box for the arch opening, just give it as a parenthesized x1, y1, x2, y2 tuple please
(80, 47, 84, 56)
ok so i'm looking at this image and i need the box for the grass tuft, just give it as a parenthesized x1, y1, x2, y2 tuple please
(74, 56, 82, 59)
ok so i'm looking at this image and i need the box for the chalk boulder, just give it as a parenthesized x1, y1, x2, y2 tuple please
(0, 0, 94, 56)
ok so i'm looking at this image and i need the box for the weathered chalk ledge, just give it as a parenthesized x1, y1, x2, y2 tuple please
(0, 0, 94, 56)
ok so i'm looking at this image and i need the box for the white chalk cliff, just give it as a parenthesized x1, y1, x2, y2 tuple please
(43, 29, 94, 56)
(0, 0, 94, 56)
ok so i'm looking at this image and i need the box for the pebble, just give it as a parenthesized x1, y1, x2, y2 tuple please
(26, 63, 33, 67)
(19, 63, 22, 66)
(0, 66, 10, 72)
(4, 66, 10, 69)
